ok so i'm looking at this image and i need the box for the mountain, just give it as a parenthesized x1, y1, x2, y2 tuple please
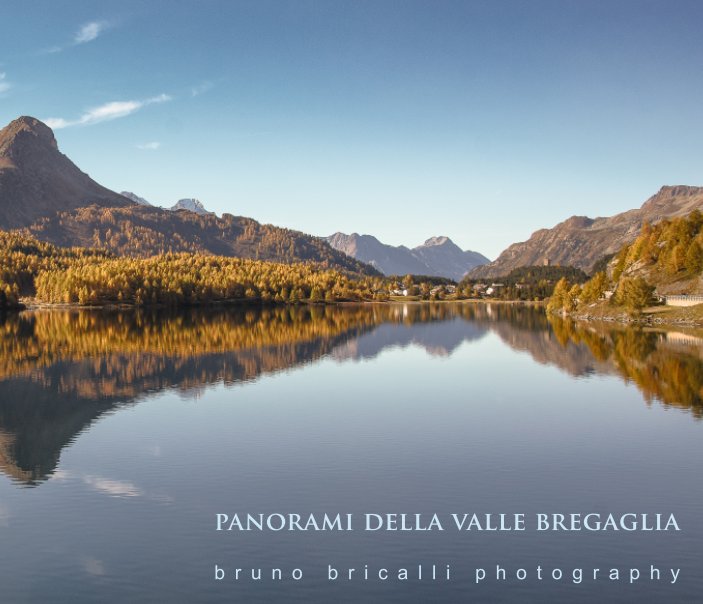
(25, 205, 377, 273)
(0, 116, 131, 228)
(170, 198, 212, 215)
(413, 236, 489, 281)
(122, 192, 213, 215)
(326, 232, 489, 280)
(122, 192, 214, 216)
(120, 191, 152, 206)
(586, 209, 703, 296)
(471, 185, 703, 278)
(327, 233, 428, 275)
(0, 116, 376, 274)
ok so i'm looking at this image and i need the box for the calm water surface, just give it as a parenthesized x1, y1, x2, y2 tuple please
(0, 303, 701, 603)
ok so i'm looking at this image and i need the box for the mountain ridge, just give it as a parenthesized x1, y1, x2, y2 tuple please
(0, 116, 376, 274)
(471, 185, 703, 278)
(120, 191, 152, 206)
(327, 232, 489, 281)
(121, 191, 214, 216)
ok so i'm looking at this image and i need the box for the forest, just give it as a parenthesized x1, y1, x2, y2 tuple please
(0, 231, 383, 308)
(0, 231, 486, 308)
(547, 210, 703, 315)
(12, 209, 703, 312)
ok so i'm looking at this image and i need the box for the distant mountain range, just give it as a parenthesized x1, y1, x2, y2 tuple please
(121, 191, 214, 216)
(3, 115, 703, 282)
(119, 191, 152, 206)
(327, 232, 489, 281)
(0, 116, 375, 274)
(472, 185, 703, 278)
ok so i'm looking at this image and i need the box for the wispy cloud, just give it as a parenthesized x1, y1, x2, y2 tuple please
(191, 81, 214, 97)
(41, 20, 110, 54)
(45, 94, 172, 129)
(75, 21, 108, 45)
(136, 141, 161, 150)
(0, 72, 11, 95)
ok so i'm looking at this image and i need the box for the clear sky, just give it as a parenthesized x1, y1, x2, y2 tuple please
(1, 0, 702, 258)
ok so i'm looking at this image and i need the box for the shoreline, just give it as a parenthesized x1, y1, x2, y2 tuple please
(562, 303, 703, 328)
(15, 298, 703, 328)
(6, 297, 545, 314)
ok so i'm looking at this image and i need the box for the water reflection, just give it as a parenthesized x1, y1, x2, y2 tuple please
(1, 303, 702, 486)
(548, 316, 703, 418)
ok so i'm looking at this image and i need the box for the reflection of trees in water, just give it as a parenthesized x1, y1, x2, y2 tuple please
(548, 316, 703, 418)
(0, 303, 504, 486)
(0, 303, 546, 392)
(2, 303, 701, 487)
(0, 306, 377, 384)
(460, 302, 552, 332)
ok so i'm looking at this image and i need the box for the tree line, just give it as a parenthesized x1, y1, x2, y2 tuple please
(0, 231, 381, 307)
(1, 230, 498, 308)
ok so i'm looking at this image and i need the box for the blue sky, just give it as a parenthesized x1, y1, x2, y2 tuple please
(1, 0, 702, 258)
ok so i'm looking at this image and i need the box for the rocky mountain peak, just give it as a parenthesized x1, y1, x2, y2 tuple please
(421, 235, 452, 247)
(0, 115, 130, 228)
(0, 116, 58, 159)
(171, 198, 212, 215)
(561, 216, 595, 229)
(656, 185, 703, 198)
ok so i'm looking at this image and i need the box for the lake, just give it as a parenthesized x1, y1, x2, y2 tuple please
(0, 302, 701, 603)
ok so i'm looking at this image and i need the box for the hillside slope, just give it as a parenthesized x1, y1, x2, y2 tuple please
(0, 116, 131, 228)
(26, 205, 377, 273)
(0, 116, 376, 274)
(472, 186, 703, 278)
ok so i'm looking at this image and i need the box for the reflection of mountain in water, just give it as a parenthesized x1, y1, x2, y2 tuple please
(332, 319, 487, 360)
(489, 320, 616, 378)
(0, 376, 124, 485)
(477, 308, 703, 417)
(0, 306, 381, 484)
(1, 303, 703, 486)
(0, 304, 490, 485)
